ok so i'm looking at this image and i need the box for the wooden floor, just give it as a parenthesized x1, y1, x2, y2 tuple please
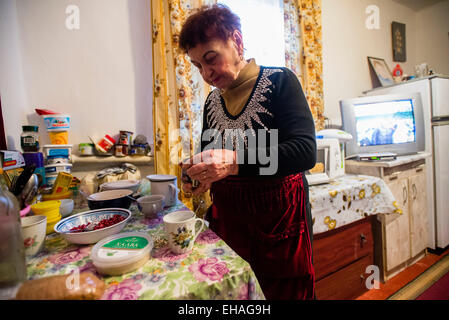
(356, 247, 449, 300)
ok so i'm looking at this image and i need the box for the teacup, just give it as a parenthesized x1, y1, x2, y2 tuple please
(163, 210, 205, 254)
(21, 215, 47, 257)
(147, 174, 178, 207)
(137, 195, 165, 219)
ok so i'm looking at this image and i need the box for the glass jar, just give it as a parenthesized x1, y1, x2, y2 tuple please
(132, 144, 147, 156)
(0, 181, 27, 294)
(21, 126, 40, 152)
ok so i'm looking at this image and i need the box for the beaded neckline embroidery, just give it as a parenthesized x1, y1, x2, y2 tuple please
(206, 68, 283, 149)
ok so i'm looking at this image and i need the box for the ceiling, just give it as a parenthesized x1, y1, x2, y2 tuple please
(391, 0, 447, 11)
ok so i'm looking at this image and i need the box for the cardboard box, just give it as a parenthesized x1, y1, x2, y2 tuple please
(0, 150, 25, 171)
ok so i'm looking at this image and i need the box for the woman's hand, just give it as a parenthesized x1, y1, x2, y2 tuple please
(180, 149, 239, 189)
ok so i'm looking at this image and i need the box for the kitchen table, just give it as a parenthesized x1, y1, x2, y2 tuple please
(25, 201, 265, 300)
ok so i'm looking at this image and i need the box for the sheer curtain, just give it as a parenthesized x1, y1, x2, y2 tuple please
(220, 0, 286, 67)
(220, 0, 325, 129)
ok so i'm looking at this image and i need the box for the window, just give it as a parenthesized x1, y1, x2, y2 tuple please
(219, 0, 286, 67)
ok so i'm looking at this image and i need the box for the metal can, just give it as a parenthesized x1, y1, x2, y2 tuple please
(96, 135, 116, 153)
(119, 131, 133, 146)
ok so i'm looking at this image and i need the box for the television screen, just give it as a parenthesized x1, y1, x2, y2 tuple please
(354, 99, 416, 147)
(340, 93, 425, 157)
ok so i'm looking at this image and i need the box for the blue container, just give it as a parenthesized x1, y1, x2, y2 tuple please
(22, 152, 44, 167)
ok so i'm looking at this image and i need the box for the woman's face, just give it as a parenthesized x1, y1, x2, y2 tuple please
(187, 31, 244, 90)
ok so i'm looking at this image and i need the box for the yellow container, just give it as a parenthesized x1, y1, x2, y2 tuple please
(31, 200, 61, 220)
(49, 131, 69, 144)
(46, 213, 62, 234)
(42, 191, 72, 201)
(51, 172, 73, 195)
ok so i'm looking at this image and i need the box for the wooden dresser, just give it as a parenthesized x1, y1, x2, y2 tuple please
(314, 215, 375, 300)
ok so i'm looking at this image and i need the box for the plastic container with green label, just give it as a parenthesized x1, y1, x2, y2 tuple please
(90, 232, 153, 275)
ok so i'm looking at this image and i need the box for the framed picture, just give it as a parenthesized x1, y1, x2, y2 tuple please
(392, 22, 406, 62)
(367, 57, 394, 87)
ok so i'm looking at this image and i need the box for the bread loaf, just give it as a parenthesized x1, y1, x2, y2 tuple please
(15, 272, 105, 300)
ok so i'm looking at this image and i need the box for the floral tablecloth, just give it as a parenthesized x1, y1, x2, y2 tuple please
(310, 174, 400, 234)
(26, 202, 265, 300)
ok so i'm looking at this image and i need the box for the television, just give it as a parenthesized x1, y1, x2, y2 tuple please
(340, 93, 425, 158)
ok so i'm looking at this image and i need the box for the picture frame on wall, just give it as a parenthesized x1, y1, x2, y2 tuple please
(367, 56, 395, 87)
(392, 21, 406, 62)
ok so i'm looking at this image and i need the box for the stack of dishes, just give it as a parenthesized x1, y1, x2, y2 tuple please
(30, 200, 61, 234)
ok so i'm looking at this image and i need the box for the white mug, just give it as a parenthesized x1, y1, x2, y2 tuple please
(163, 210, 205, 254)
(147, 174, 178, 207)
(21, 215, 47, 257)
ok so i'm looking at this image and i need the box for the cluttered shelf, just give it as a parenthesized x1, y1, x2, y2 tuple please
(72, 154, 154, 166)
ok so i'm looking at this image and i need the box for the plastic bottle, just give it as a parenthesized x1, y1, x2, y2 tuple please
(0, 174, 27, 298)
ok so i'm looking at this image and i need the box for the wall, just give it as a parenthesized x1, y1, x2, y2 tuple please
(0, 0, 153, 153)
(321, 0, 449, 127)
(415, 0, 449, 75)
(0, 0, 29, 149)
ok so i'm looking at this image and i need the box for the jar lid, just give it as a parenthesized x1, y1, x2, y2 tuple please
(91, 232, 153, 271)
(146, 174, 177, 182)
(22, 125, 39, 132)
(79, 143, 94, 147)
(31, 200, 61, 211)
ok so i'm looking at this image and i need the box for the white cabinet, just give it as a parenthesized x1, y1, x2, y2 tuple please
(346, 155, 430, 280)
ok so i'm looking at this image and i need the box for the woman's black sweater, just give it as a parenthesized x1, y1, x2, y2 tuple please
(200, 66, 317, 178)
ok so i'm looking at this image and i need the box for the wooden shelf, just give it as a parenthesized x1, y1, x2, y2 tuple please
(71, 154, 154, 166)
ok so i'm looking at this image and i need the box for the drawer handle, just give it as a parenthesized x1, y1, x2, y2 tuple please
(402, 186, 407, 204)
(360, 233, 367, 247)
(389, 175, 398, 181)
(412, 184, 417, 200)
(416, 167, 423, 173)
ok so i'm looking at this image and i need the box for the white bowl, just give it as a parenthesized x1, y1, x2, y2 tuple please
(59, 199, 74, 218)
(54, 208, 131, 244)
(100, 180, 141, 193)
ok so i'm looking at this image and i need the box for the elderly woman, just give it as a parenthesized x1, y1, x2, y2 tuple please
(179, 4, 316, 300)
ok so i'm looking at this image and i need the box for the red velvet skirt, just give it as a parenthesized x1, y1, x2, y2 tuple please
(207, 173, 315, 300)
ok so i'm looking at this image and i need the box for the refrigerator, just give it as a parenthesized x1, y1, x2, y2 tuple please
(364, 75, 449, 250)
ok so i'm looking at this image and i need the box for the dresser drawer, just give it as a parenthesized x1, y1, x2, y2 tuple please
(315, 254, 373, 300)
(313, 216, 374, 280)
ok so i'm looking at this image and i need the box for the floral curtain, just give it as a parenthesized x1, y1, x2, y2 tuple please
(284, 0, 324, 131)
(151, 0, 214, 212)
